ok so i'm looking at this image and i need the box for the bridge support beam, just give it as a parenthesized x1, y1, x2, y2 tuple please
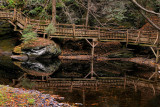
(84, 59, 98, 79)
(148, 65, 160, 81)
(150, 47, 160, 63)
(85, 39, 98, 59)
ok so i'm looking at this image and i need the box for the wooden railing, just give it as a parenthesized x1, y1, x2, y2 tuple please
(0, 8, 159, 47)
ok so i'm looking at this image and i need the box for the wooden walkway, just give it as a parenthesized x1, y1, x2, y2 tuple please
(0, 8, 159, 47)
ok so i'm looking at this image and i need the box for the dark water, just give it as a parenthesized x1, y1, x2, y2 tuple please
(0, 55, 160, 107)
(0, 33, 160, 107)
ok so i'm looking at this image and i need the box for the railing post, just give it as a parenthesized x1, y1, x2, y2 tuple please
(135, 30, 141, 43)
(84, 24, 87, 36)
(72, 24, 75, 38)
(156, 48, 159, 63)
(126, 29, 129, 47)
(138, 30, 141, 43)
(13, 8, 16, 20)
(157, 31, 159, 46)
(154, 30, 159, 45)
(98, 27, 100, 40)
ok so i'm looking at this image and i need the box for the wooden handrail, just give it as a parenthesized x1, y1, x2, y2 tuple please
(0, 8, 159, 47)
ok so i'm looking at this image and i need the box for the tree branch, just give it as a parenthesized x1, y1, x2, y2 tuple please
(139, 10, 160, 31)
(130, 0, 160, 16)
(59, 0, 73, 24)
(75, 0, 104, 27)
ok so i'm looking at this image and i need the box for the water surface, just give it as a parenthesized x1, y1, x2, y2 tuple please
(0, 55, 159, 107)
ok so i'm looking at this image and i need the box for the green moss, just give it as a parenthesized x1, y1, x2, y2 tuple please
(13, 46, 23, 54)
(27, 98, 35, 105)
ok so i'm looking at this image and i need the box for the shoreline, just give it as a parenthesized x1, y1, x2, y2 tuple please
(0, 85, 71, 106)
(0, 49, 159, 69)
(59, 55, 159, 69)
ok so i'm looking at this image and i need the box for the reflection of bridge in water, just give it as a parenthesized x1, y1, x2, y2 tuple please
(12, 75, 160, 106)
(9, 59, 160, 106)
(11, 59, 160, 95)
(12, 73, 160, 95)
(33, 77, 160, 94)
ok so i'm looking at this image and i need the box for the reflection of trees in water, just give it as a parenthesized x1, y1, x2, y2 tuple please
(0, 56, 23, 85)
(94, 60, 155, 79)
(146, 95, 160, 107)
(52, 60, 90, 78)
(50, 60, 156, 79)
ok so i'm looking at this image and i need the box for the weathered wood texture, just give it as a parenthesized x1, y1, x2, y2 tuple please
(0, 9, 159, 47)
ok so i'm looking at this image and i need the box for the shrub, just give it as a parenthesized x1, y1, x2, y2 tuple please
(45, 23, 56, 36)
(21, 25, 38, 43)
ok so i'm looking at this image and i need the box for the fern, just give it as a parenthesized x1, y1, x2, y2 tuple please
(7, 0, 16, 8)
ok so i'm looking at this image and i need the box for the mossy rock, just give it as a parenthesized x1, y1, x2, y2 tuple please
(13, 37, 61, 58)
(13, 46, 23, 54)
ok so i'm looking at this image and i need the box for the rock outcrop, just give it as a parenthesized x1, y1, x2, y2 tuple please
(13, 38, 61, 60)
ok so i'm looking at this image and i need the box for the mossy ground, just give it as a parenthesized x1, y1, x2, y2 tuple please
(0, 85, 37, 106)
(0, 85, 72, 106)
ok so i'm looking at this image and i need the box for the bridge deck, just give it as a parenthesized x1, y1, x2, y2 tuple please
(0, 9, 159, 47)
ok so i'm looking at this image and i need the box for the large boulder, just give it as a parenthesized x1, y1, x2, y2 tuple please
(13, 38, 61, 59)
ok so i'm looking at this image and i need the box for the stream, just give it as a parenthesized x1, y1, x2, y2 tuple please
(0, 55, 160, 107)
(0, 31, 160, 107)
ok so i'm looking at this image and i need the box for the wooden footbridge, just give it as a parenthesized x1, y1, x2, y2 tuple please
(0, 8, 159, 45)
(0, 8, 160, 61)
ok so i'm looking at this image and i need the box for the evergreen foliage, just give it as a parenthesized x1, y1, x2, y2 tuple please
(21, 25, 38, 43)
(45, 23, 56, 35)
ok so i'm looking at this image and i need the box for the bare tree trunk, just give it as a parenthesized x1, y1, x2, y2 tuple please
(52, 0, 56, 25)
(85, 0, 91, 27)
